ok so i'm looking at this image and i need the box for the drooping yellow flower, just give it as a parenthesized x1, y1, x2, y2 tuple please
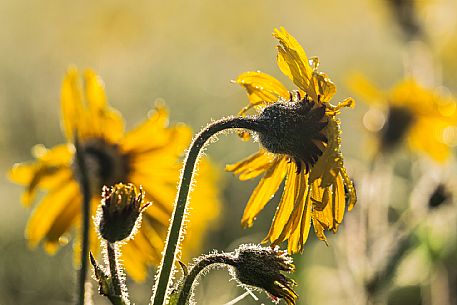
(350, 74, 457, 162)
(226, 27, 356, 253)
(9, 67, 221, 281)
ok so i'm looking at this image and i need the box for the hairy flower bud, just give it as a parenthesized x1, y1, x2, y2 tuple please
(230, 244, 298, 305)
(255, 95, 328, 173)
(98, 183, 151, 243)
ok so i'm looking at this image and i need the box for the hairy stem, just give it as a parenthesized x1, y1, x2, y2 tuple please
(107, 242, 123, 298)
(177, 254, 233, 305)
(151, 116, 265, 305)
(75, 135, 91, 305)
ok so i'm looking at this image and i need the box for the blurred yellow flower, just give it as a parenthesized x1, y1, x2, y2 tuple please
(351, 74, 457, 162)
(9, 67, 221, 281)
(227, 27, 356, 253)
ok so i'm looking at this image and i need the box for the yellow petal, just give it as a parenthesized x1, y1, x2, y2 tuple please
(122, 218, 164, 281)
(43, 194, 79, 254)
(241, 157, 288, 228)
(309, 117, 342, 187)
(142, 195, 173, 226)
(408, 117, 450, 163)
(313, 71, 336, 103)
(84, 69, 107, 110)
(226, 150, 275, 180)
(312, 217, 327, 242)
(25, 180, 79, 248)
(270, 169, 309, 249)
(331, 174, 346, 232)
(61, 67, 84, 141)
(235, 71, 289, 112)
(9, 144, 73, 206)
(121, 106, 191, 154)
(311, 182, 329, 243)
(9, 145, 73, 205)
(273, 27, 318, 102)
(265, 162, 301, 243)
(287, 183, 312, 253)
(84, 69, 125, 142)
(347, 73, 385, 106)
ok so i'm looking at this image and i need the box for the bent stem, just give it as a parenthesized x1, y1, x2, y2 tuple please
(151, 116, 265, 305)
(75, 135, 91, 305)
(177, 254, 232, 305)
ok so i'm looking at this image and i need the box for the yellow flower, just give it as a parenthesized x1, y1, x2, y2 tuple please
(350, 74, 457, 162)
(9, 67, 221, 281)
(226, 27, 356, 253)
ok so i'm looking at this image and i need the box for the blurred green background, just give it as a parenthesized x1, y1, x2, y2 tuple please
(1, 0, 456, 304)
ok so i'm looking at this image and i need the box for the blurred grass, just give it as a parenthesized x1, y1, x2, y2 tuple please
(1, 0, 456, 304)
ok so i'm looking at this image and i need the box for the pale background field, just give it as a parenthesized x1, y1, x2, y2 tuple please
(0, 1, 456, 304)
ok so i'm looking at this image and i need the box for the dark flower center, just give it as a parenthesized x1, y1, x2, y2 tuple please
(73, 138, 130, 195)
(428, 183, 451, 210)
(380, 106, 415, 150)
(256, 96, 328, 173)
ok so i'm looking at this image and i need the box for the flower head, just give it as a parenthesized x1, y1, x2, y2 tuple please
(231, 244, 297, 305)
(227, 27, 356, 253)
(351, 75, 457, 162)
(9, 67, 221, 281)
(98, 183, 150, 243)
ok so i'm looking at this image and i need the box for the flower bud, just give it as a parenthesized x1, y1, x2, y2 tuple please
(98, 183, 151, 243)
(255, 96, 328, 173)
(231, 244, 298, 305)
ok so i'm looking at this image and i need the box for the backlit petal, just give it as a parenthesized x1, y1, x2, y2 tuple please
(235, 71, 289, 114)
(121, 106, 191, 154)
(43, 195, 79, 254)
(287, 183, 312, 253)
(265, 162, 301, 243)
(25, 180, 79, 248)
(226, 150, 275, 180)
(273, 27, 318, 102)
(9, 144, 73, 206)
(241, 157, 288, 228)
(61, 67, 84, 141)
(331, 174, 346, 232)
(348, 73, 385, 106)
(84, 69, 125, 142)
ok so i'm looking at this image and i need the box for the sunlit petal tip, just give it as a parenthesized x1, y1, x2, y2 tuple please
(43, 242, 60, 255)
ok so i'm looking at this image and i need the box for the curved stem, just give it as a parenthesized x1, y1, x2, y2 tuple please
(151, 116, 265, 305)
(75, 135, 91, 305)
(177, 254, 233, 305)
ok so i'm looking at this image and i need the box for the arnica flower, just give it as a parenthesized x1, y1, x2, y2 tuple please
(226, 27, 357, 253)
(9, 67, 221, 281)
(350, 74, 457, 162)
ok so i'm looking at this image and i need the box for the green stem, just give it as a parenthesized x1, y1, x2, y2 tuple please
(151, 116, 265, 305)
(107, 242, 123, 298)
(177, 254, 232, 305)
(75, 135, 91, 305)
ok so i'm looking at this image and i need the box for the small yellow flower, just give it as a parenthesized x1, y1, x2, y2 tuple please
(9, 67, 221, 281)
(351, 74, 457, 162)
(227, 27, 356, 253)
